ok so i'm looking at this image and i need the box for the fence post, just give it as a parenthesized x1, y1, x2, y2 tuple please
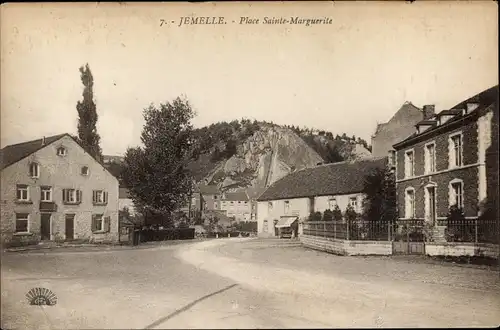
(334, 220, 337, 239)
(388, 221, 391, 241)
(323, 221, 326, 239)
(474, 218, 478, 244)
(346, 219, 350, 240)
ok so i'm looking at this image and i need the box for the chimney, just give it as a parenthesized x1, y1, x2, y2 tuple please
(422, 105, 435, 120)
(41, 136, 46, 146)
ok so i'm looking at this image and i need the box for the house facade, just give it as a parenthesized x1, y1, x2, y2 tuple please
(372, 102, 435, 160)
(0, 134, 119, 246)
(393, 86, 498, 242)
(256, 158, 387, 237)
(220, 191, 252, 222)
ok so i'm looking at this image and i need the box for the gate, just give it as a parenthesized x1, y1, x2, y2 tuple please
(392, 220, 425, 255)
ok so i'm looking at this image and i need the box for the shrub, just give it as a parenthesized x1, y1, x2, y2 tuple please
(332, 205, 343, 222)
(322, 209, 334, 222)
(308, 211, 322, 222)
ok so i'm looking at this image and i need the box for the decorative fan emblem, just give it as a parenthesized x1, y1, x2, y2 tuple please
(25, 287, 57, 306)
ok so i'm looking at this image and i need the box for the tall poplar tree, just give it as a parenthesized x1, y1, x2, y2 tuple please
(76, 63, 102, 162)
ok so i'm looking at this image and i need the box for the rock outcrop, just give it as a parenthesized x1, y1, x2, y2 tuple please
(200, 125, 324, 199)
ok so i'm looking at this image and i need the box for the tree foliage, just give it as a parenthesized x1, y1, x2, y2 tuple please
(322, 209, 334, 222)
(362, 167, 397, 223)
(76, 63, 102, 162)
(121, 97, 196, 221)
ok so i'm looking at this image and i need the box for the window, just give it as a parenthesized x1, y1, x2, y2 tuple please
(349, 197, 358, 211)
(40, 186, 52, 202)
(263, 220, 268, 233)
(93, 190, 108, 205)
(450, 180, 464, 208)
(450, 134, 463, 168)
(268, 202, 273, 212)
(15, 213, 29, 233)
(425, 143, 436, 174)
(214, 196, 218, 200)
(16, 184, 30, 201)
(404, 150, 414, 177)
(92, 214, 104, 232)
(328, 198, 337, 210)
(81, 166, 89, 176)
(57, 147, 67, 156)
(29, 162, 39, 178)
(405, 188, 415, 218)
(63, 189, 82, 204)
(284, 200, 290, 213)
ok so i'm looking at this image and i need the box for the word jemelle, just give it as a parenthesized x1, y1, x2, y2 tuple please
(178, 16, 226, 27)
(240, 16, 333, 26)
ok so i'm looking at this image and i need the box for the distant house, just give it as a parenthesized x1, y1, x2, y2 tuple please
(0, 134, 119, 246)
(393, 85, 498, 244)
(256, 158, 387, 237)
(220, 190, 252, 222)
(119, 187, 135, 215)
(197, 184, 222, 211)
(372, 102, 436, 161)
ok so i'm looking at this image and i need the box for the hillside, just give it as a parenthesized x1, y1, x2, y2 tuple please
(188, 120, 372, 198)
(104, 119, 373, 199)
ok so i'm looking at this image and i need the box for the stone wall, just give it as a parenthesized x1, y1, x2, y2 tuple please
(300, 234, 392, 256)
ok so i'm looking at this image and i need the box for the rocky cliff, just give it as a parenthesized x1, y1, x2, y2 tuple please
(195, 125, 324, 199)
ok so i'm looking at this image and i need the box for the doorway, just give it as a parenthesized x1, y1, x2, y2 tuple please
(40, 213, 51, 240)
(65, 214, 75, 240)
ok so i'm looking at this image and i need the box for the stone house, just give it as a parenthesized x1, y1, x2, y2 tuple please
(0, 134, 120, 246)
(393, 85, 498, 245)
(372, 101, 436, 160)
(220, 190, 252, 222)
(256, 158, 387, 237)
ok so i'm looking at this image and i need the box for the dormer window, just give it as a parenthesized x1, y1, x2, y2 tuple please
(29, 162, 39, 178)
(57, 147, 67, 156)
(81, 166, 90, 176)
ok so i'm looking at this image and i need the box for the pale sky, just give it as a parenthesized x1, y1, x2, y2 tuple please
(1, 2, 498, 155)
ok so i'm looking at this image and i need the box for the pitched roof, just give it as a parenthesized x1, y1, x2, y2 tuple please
(1, 133, 68, 170)
(222, 191, 249, 201)
(257, 157, 387, 201)
(198, 184, 220, 195)
(394, 85, 499, 149)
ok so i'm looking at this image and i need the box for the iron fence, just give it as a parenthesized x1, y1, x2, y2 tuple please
(303, 218, 499, 244)
(437, 218, 499, 244)
(391, 219, 426, 242)
(302, 219, 391, 241)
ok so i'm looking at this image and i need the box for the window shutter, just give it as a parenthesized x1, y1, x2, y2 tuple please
(104, 216, 111, 232)
(92, 191, 96, 203)
(77, 190, 82, 203)
(91, 215, 97, 232)
(62, 189, 66, 202)
(104, 192, 108, 204)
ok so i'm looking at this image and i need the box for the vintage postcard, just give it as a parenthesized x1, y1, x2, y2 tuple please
(1, 1, 499, 329)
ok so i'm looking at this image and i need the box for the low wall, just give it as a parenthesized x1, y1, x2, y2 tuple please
(426, 242, 499, 259)
(300, 234, 392, 256)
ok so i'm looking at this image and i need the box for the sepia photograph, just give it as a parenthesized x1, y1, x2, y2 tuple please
(1, 1, 499, 329)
